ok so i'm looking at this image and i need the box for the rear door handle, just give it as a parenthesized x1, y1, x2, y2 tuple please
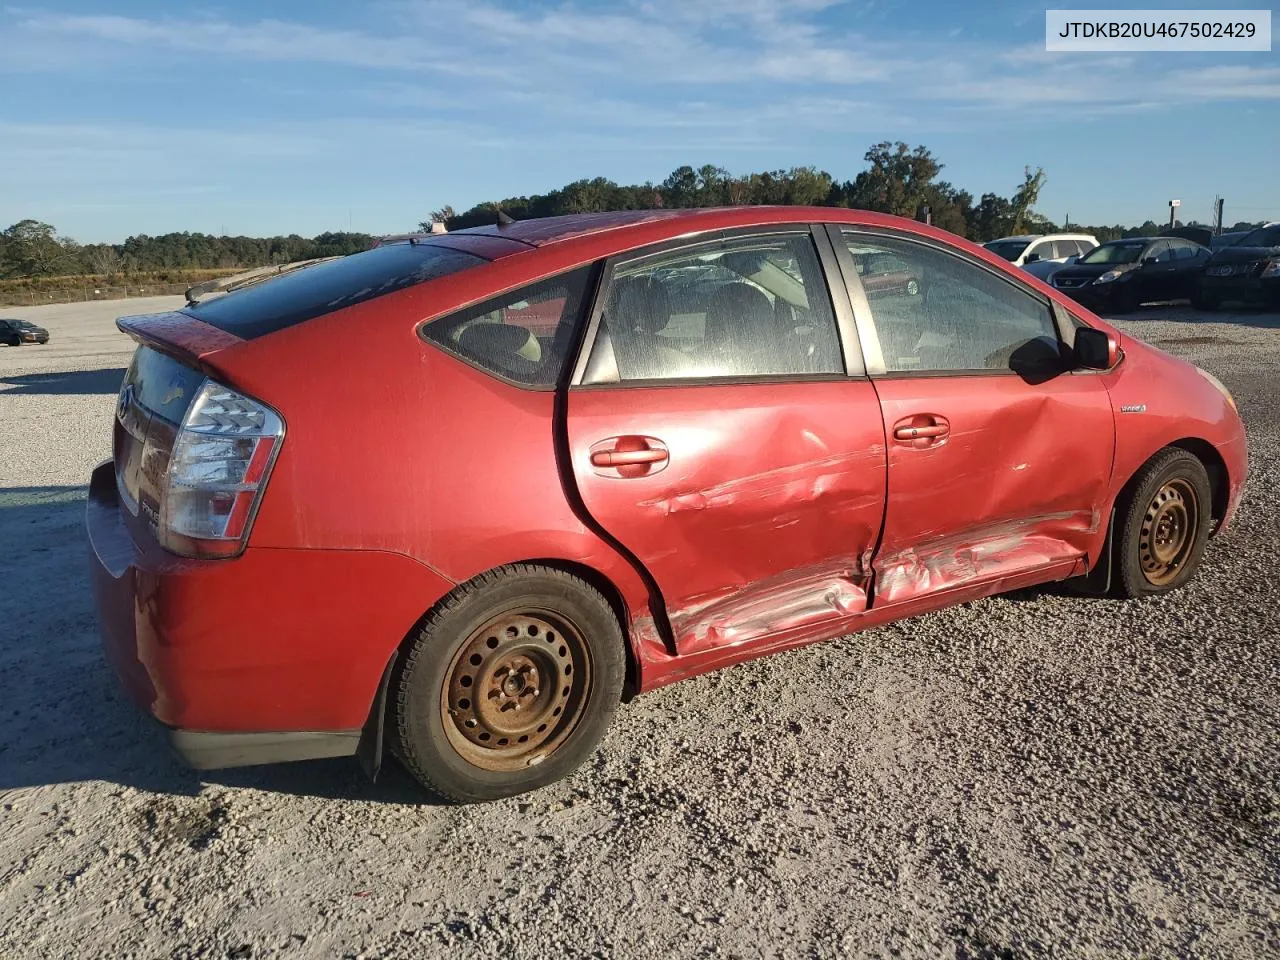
(588, 436, 669, 478)
(891, 415, 950, 448)
(590, 448, 668, 467)
(893, 424, 947, 440)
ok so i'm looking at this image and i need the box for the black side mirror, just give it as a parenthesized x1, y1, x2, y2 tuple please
(1074, 326, 1116, 370)
(1025, 252, 1041, 263)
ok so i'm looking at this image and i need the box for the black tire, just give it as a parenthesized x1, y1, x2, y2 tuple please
(1113, 448, 1212, 598)
(1192, 290, 1219, 312)
(1108, 288, 1138, 315)
(393, 564, 625, 803)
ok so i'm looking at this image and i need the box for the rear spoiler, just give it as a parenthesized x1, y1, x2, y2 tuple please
(116, 312, 244, 372)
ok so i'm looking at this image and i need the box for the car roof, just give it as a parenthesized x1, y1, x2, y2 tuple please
(988, 235, 1041, 242)
(445, 207, 935, 249)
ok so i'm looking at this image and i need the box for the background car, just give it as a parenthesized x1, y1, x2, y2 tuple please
(0, 318, 50, 345)
(851, 250, 921, 298)
(1196, 221, 1280, 310)
(1051, 236, 1211, 313)
(1209, 230, 1251, 250)
(87, 207, 1246, 804)
(983, 233, 1100, 284)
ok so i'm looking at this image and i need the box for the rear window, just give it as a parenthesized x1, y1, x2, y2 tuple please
(185, 243, 486, 339)
(422, 266, 596, 388)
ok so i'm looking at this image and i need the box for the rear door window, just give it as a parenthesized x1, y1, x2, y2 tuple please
(583, 232, 844, 382)
(186, 243, 486, 339)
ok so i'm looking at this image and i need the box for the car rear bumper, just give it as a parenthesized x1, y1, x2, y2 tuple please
(86, 459, 456, 768)
(1199, 274, 1280, 305)
(168, 729, 361, 770)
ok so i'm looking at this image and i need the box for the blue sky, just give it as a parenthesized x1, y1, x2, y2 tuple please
(2, 0, 1276, 242)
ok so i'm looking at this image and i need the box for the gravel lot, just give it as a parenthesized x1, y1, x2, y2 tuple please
(1, 297, 1277, 959)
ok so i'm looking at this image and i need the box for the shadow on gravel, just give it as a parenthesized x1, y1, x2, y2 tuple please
(1109, 303, 1280, 331)
(0, 367, 128, 396)
(0, 485, 436, 804)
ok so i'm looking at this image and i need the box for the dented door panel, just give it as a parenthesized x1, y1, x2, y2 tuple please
(871, 373, 1115, 605)
(567, 380, 887, 654)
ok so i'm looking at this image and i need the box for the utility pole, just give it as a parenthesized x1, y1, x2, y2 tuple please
(1213, 197, 1225, 235)
(1168, 199, 1180, 230)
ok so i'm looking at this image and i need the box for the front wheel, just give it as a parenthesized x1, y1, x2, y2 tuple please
(393, 564, 625, 803)
(1192, 290, 1220, 311)
(1114, 448, 1212, 598)
(905, 278, 920, 297)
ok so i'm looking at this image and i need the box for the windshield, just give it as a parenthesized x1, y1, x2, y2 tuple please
(983, 240, 1032, 262)
(1079, 242, 1147, 265)
(1236, 225, 1280, 248)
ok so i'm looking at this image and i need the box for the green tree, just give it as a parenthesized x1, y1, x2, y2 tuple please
(2, 220, 76, 277)
(1009, 167, 1047, 235)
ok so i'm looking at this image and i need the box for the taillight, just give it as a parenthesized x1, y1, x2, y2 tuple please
(159, 379, 284, 559)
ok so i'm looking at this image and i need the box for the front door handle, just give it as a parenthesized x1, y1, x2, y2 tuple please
(588, 436, 669, 478)
(891, 414, 950, 448)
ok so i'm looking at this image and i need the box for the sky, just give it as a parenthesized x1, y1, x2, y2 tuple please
(1, 0, 1276, 243)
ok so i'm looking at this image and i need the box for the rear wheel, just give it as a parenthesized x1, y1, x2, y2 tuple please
(1114, 449, 1212, 598)
(905, 278, 920, 296)
(393, 564, 625, 803)
(1192, 290, 1220, 311)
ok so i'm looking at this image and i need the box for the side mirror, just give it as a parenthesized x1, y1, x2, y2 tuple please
(1025, 252, 1041, 263)
(1074, 326, 1119, 371)
(1141, 256, 1158, 266)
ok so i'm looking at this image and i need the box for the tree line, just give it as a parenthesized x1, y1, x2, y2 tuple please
(4, 142, 1265, 281)
(425, 142, 1262, 245)
(0, 221, 373, 281)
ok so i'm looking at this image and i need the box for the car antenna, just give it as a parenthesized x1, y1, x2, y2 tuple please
(496, 209, 515, 227)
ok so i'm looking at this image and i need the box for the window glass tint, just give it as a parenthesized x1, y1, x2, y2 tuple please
(186, 243, 486, 339)
(1150, 241, 1174, 263)
(1052, 240, 1080, 259)
(587, 233, 842, 382)
(423, 266, 594, 387)
(843, 232, 1062, 375)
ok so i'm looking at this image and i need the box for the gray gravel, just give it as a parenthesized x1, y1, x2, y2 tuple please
(1, 298, 1277, 959)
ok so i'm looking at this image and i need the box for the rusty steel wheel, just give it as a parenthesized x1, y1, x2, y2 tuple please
(441, 611, 591, 771)
(1115, 448, 1213, 598)
(393, 564, 625, 803)
(1138, 478, 1200, 586)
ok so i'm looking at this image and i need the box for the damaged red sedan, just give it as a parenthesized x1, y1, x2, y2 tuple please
(88, 208, 1247, 802)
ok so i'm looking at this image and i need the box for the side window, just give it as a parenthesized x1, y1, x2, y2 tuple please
(1025, 241, 1052, 262)
(423, 266, 594, 387)
(586, 233, 843, 382)
(842, 232, 1062, 375)
(1054, 240, 1081, 259)
(1149, 240, 1174, 263)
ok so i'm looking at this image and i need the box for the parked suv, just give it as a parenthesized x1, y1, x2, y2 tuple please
(983, 233, 1099, 282)
(1196, 222, 1280, 310)
(87, 208, 1246, 802)
(1052, 236, 1211, 313)
(0, 318, 50, 345)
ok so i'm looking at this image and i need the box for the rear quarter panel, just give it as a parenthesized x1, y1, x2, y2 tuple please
(204, 259, 654, 667)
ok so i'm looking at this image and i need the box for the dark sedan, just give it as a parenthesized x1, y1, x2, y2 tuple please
(0, 318, 50, 345)
(1051, 237, 1210, 314)
(1196, 222, 1280, 310)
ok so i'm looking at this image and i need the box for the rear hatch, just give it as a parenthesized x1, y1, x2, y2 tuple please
(110, 238, 503, 547)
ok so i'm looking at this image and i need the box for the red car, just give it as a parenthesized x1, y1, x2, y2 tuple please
(88, 208, 1247, 803)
